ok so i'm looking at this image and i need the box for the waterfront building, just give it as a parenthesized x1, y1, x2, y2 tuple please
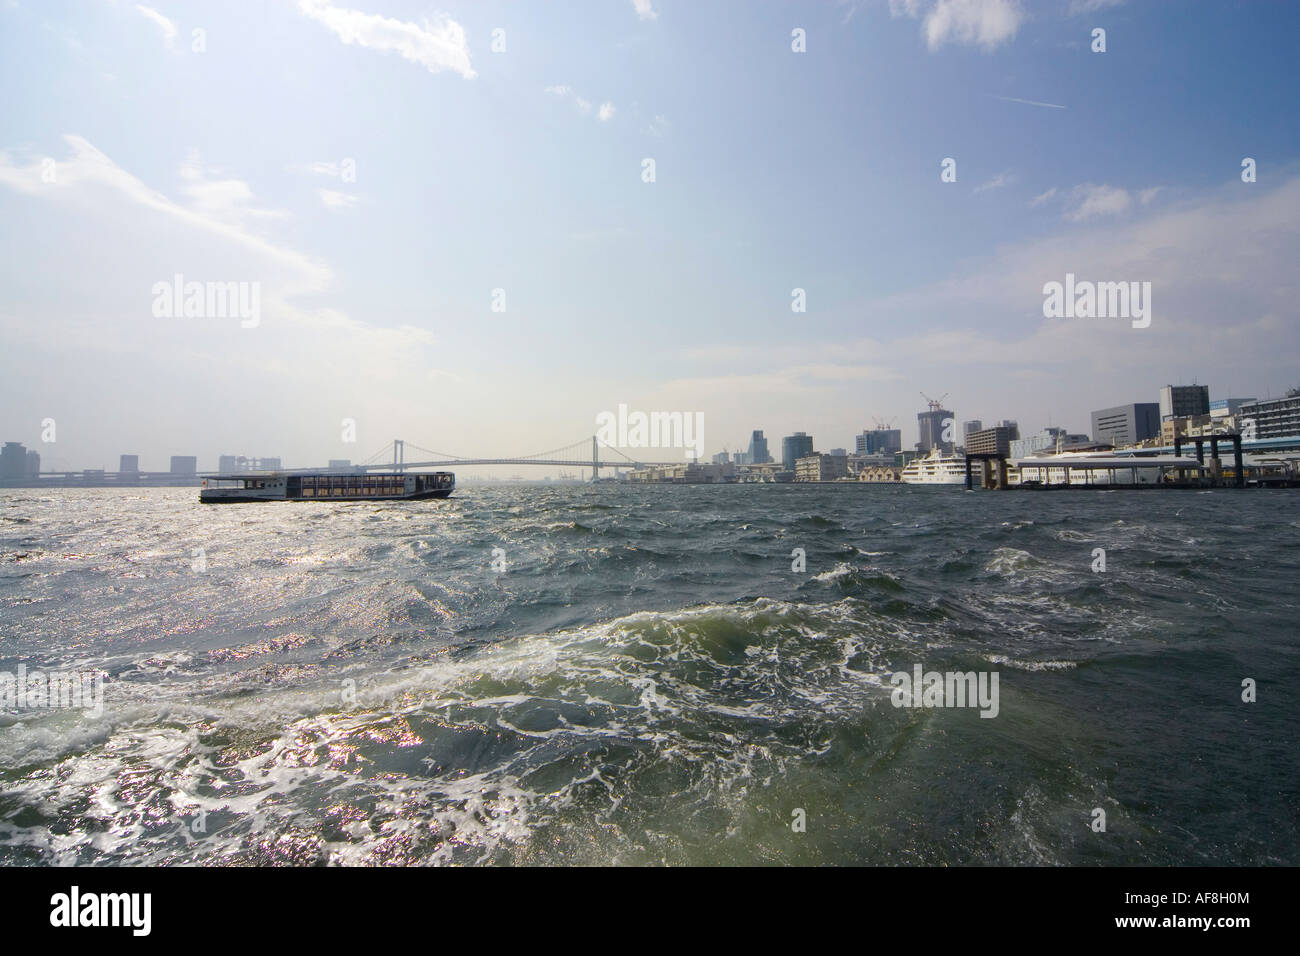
(782, 432, 814, 471)
(1159, 384, 1210, 422)
(1010, 427, 1093, 458)
(1239, 390, 1300, 439)
(0, 442, 26, 479)
(795, 453, 849, 482)
(965, 425, 1016, 458)
(1091, 403, 1160, 447)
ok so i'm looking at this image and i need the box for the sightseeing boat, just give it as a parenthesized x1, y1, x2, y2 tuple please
(200, 471, 454, 503)
(900, 449, 967, 485)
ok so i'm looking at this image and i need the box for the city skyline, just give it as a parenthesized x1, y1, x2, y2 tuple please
(2, 1, 1298, 473)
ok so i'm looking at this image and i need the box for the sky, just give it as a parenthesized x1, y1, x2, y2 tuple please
(1, 0, 1298, 473)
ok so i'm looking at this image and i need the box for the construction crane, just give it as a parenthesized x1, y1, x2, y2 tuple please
(920, 391, 949, 412)
(872, 417, 897, 431)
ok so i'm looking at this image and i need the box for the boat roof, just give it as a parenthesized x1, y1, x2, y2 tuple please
(1013, 455, 1205, 469)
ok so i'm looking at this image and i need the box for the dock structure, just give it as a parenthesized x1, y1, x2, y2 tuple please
(1172, 433, 1245, 488)
(964, 452, 1011, 490)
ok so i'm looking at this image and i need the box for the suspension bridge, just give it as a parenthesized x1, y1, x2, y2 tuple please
(351, 437, 693, 479)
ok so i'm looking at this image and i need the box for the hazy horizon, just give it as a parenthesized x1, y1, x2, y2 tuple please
(3, 0, 1299, 474)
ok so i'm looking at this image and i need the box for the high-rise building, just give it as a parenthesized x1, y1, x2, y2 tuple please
(1239, 390, 1300, 439)
(856, 429, 903, 456)
(120, 455, 139, 473)
(782, 432, 814, 471)
(218, 455, 238, 473)
(966, 426, 1016, 457)
(917, 408, 954, 455)
(962, 420, 983, 440)
(993, 419, 1020, 440)
(170, 456, 198, 476)
(260, 457, 282, 471)
(712, 451, 730, 465)
(25, 449, 40, 477)
(0, 442, 26, 479)
(1159, 384, 1210, 422)
(747, 430, 771, 464)
(1091, 403, 1160, 447)
(1010, 427, 1092, 458)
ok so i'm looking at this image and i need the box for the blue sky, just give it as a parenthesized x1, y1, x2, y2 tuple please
(2, 0, 1298, 471)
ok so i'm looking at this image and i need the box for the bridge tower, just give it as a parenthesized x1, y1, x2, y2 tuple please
(393, 439, 405, 473)
(591, 435, 600, 481)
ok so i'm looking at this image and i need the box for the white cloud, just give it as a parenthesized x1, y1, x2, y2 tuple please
(891, 0, 1024, 52)
(1068, 0, 1125, 14)
(546, 85, 607, 118)
(1029, 187, 1058, 207)
(296, 0, 475, 79)
(1138, 186, 1163, 205)
(318, 189, 357, 209)
(133, 4, 176, 45)
(631, 0, 658, 21)
(973, 172, 1014, 194)
(1064, 183, 1131, 221)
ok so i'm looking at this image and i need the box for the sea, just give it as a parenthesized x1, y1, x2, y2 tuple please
(1, 483, 1297, 866)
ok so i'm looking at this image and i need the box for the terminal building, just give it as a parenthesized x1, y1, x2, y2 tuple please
(1091, 403, 1160, 448)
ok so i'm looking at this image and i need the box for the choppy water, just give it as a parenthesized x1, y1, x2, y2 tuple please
(1, 484, 1297, 865)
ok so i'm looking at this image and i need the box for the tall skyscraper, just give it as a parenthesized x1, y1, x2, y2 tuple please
(747, 430, 771, 464)
(917, 408, 954, 454)
(781, 432, 814, 471)
(25, 449, 40, 477)
(856, 428, 902, 456)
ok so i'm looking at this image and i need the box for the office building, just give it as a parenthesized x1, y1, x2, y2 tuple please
(1239, 390, 1300, 439)
(1091, 403, 1160, 447)
(782, 432, 814, 471)
(26, 449, 40, 477)
(0, 442, 26, 479)
(747, 430, 771, 464)
(795, 453, 849, 482)
(170, 456, 198, 476)
(917, 408, 954, 455)
(965, 425, 1017, 458)
(712, 451, 730, 465)
(1159, 384, 1210, 422)
(120, 455, 139, 473)
(962, 420, 983, 441)
(856, 428, 902, 456)
(1210, 398, 1255, 419)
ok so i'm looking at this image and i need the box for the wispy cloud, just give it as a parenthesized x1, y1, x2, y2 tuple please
(891, 0, 1024, 52)
(631, 0, 658, 22)
(1029, 187, 1057, 207)
(974, 172, 1015, 194)
(992, 94, 1066, 110)
(545, 85, 614, 120)
(133, 4, 176, 45)
(1064, 183, 1131, 221)
(1068, 0, 1125, 14)
(318, 189, 357, 210)
(296, 0, 475, 79)
(598, 101, 616, 122)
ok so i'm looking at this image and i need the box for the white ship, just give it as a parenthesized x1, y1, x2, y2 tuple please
(900, 449, 967, 485)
